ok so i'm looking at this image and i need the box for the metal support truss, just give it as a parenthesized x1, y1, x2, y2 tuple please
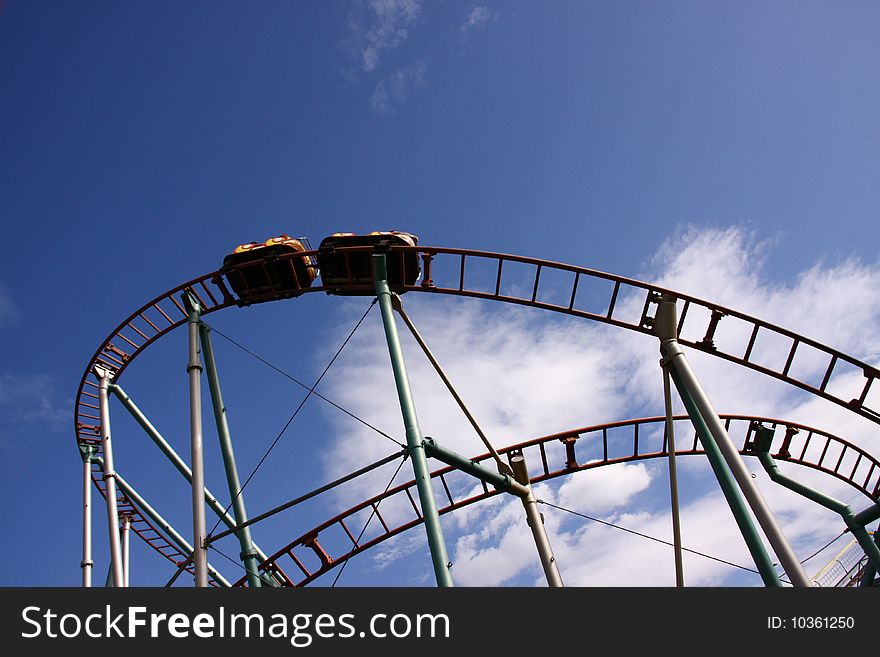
(654, 294, 810, 587)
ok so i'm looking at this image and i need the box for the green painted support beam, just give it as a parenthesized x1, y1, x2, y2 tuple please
(668, 367, 782, 587)
(199, 323, 262, 588)
(861, 526, 879, 587)
(422, 438, 527, 497)
(109, 383, 280, 586)
(373, 253, 454, 587)
(751, 424, 880, 586)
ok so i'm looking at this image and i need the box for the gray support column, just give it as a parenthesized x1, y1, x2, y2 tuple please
(79, 444, 96, 587)
(654, 295, 811, 587)
(95, 365, 125, 587)
(121, 513, 132, 587)
(668, 366, 782, 586)
(373, 253, 454, 587)
(509, 451, 564, 587)
(661, 361, 685, 587)
(184, 292, 209, 587)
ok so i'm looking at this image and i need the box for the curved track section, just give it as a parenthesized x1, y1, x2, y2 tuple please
(74, 273, 238, 585)
(237, 414, 880, 587)
(86, 460, 226, 587)
(72, 245, 880, 583)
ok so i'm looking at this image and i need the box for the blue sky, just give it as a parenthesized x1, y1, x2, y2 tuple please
(1, 1, 879, 587)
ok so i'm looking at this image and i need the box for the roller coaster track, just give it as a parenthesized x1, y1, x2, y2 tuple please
(72, 245, 880, 583)
(232, 414, 880, 587)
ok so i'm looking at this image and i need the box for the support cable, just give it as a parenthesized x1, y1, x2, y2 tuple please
(800, 530, 848, 565)
(538, 499, 790, 583)
(331, 454, 409, 588)
(165, 553, 194, 588)
(208, 543, 250, 572)
(203, 320, 403, 448)
(391, 295, 512, 477)
(207, 300, 377, 538)
(206, 449, 406, 544)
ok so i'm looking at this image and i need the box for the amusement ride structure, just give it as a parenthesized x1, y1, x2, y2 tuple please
(73, 233, 880, 588)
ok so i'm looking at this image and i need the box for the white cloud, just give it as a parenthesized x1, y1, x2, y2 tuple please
(317, 225, 880, 586)
(370, 60, 427, 115)
(557, 463, 653, 515)
(460, 6, 498, 34)
(552, 491, 758, 587)
(347, 0, 422, 73)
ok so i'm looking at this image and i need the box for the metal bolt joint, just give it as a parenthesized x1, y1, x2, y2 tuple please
(78, 444, 97, 463)
(93, 364, 116, 384)
(182, 290, 203, 317)
(660, 338, 685, 362)
(841, 510, 861, 532)
(653, 294, 679, 341)
(239, 548, 260, 561)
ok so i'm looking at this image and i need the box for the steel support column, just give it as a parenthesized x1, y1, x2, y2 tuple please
(79, 444, 96, 587)
(854, 503, 880, 527)
(95, 366, 125, 587)
(861, 525, 879, 587)
(661, 360, 685, 587)
(509, 451, 564, 587)
(121, 512, 131, 587)
(652, 299, 779, 586)
(854, 504, 880, 586)
(654, 295, 809, 587)
(199, 323, 262, 588)
(373, 253, 453, 587)
(668, 367, 782, 586)
(184, 292, 209, 587)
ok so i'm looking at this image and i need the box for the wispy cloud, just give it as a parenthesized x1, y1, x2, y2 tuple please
(0, 373, 68, 429)
(0, 373, 69, 454)
(318, 225, 880, 586)
(0, 286, 17, 328)
(370, 60, 427, 115)
(460, 5, 498, 35)
(346, 0, 423, 73)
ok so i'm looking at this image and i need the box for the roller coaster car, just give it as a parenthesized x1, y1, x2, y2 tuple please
(317, 231, 420, 294)
(221, 235, 318, 304)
